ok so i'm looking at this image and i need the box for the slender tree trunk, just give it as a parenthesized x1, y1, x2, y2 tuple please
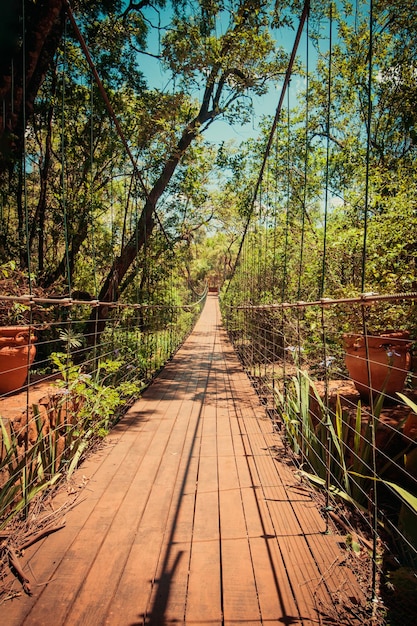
(16, 159, 26, 267)
(31, 70, 57, 274)
(43, 217, 89, 288)
(84, 119, 207, 346)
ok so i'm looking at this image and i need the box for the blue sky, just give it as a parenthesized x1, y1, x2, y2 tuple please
(139, 4, 311, 146)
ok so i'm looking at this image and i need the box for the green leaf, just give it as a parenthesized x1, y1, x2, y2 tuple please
(383, 480, 417, 514)
(397, 393, 417, 415)
(298, 470, 367, 511)
(0, 474, 61, 530)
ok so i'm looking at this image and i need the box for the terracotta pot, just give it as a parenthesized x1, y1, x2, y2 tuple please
(343, 330, 411, 399)
(0, 326, 37, 394)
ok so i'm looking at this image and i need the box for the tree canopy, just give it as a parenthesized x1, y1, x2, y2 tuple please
(0, 0, 416, 340)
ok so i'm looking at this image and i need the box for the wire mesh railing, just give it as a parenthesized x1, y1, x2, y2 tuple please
(0, 289, 206, 529)
(221, 292, 417, 609)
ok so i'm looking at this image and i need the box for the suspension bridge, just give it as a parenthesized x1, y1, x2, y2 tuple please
(1, 294, 366, 625)
(1, 0, 417, 623)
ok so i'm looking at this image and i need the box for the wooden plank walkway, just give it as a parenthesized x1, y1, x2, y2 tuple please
(1, 295, 365, 625)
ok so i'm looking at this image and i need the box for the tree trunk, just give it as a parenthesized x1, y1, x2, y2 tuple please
(0, 0, 66, 177)
(84, 119, 205, 347)
(42, 217, 89, 289)
(31, 69, 57, 274)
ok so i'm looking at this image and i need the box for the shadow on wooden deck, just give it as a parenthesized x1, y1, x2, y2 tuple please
(0, 295, 368, 625)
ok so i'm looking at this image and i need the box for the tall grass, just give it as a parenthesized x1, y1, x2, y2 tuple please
(275, 370, 417, 538)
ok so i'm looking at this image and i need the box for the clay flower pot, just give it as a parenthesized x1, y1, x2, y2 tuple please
(0, 326, 37, 394)
(343, 330, 411, 399)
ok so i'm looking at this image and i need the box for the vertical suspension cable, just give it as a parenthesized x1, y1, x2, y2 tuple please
(89, 73, 100, 369)
(281, 82, 291, 304)
(296, 17, 310, 466)
(239, 214, 247, 357)
(169, 234, 175, 358)
(263, 159, 270, 384)
(61, 19, 71, 297)
(298, 16, 309, 301)
(134, 184, 141, 374)
(281, 84, 292, 406)
(89, 74, 98, 300)
(59, 18, 75, 442)
(108, 133, 117, 366)
(271, 129, 280, 402)
(21, 0, 30, 518)
(321, 2, 334, 533)
(296, 14, 310, 392)
(272, 131, 279, 299)
(361, 0, 378, 604)
(21, 22, 31, 295)
(320, 1, 333, 299)
(361, 4, 373, 292)
(257, 180, 262, 305)
(144, 197, 150, 380)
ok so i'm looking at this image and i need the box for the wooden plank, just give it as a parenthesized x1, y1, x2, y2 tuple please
(237, 399, 364, 615)
(103, 377, 208, 625)
(109, 348, 220, 624)
(0, 295, 365, 626)
(233, 454, 301, 622)
(25, 356, 202, 624)
(3, 409, 168, 625)
(185, 430, 222, 623)
(233, 406, 339, 622)
(66, 418, 192, 624)
(250, 536, 301, 623)
(23, 425, 178, 623)
(221, 538, 260, 625)
(217, 419, 266, 623)
(146, 457, 199, 624)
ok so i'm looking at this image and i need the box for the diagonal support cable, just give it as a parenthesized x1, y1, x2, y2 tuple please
(64, 0, 173, 243)
(227, 0, 310, 288)
(64, 0, 148, 198)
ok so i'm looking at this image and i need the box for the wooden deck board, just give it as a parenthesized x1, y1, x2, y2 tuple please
(1, 295, 365, 625)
